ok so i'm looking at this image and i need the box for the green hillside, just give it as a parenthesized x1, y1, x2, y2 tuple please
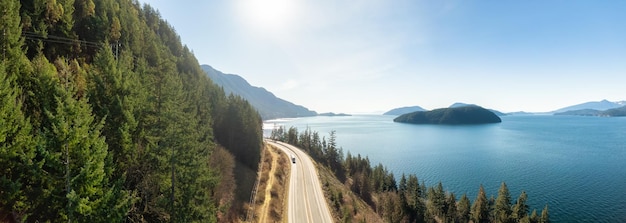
(0, 0, 261, 221)
(601, 105, 626, 116)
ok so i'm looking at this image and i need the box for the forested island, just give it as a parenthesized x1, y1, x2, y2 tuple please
(394, 105, 502, 125)
(0, 0, 262, 222)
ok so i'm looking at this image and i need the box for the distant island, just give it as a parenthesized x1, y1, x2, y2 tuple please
(383, 106, 426, 115)
(385, 103, 507, 117)
(394, 105, 502, 125)
(554, 105, 626, 117)
(318, 112, 352, 117)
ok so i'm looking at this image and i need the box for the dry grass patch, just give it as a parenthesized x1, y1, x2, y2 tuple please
(252, 143, 290, 223)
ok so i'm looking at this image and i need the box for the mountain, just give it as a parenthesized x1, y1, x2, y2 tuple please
(383, 106, 427, 115)
(554, 109, 601, 116)
(449, 102, 474, 108)
(552, 100, 626, 113)
(556, 105, 626, 117)
(507, 111, 534, 115)
(394, 105, 502, 125)
(449, 102, 507, 116)
(202, 65, 316, 120)
(318, 112, 351, 117)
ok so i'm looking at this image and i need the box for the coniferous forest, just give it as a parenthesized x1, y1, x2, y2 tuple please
(0, 0, 262, 222)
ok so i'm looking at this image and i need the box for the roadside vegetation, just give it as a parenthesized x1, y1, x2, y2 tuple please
(271, 126, 550, 223)
(318, 163, 383, 223)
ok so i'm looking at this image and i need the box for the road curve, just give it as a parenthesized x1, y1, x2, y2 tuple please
(266, 140, 334, 223)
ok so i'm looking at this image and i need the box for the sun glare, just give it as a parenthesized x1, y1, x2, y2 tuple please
(237, 0, 297, 32)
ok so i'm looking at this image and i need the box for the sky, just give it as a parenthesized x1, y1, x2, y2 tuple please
(139, 0, 626, 113)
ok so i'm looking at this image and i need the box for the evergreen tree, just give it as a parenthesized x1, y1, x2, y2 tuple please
(471, 185, 489, 223)
(529, 209, 539, 223)
(457, 193, 471, 222)
(399, 173, 407, 193)
(512, 191, 529, 221)
(36, 79, 125, 222)
(539, 205, 549, 223)
(495, 182, 512, 223)
(1, 0, 32, 78)
(427, 182, 446, 218)
(406, 174, 425, 223)
(445, 192, 457, 223)
(0, 62, 36, 221)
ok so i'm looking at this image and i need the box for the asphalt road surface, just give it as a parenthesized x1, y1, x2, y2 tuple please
(266, 140, 333, 223)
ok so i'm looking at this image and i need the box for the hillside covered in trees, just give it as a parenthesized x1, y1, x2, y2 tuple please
(394, 105, 502, 125)
(201, 64, 317, 120)
(270, 127, 549, 223)
(0, 0, 262, 222)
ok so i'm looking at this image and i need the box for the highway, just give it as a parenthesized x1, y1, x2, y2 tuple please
(266, 140, 334, 223)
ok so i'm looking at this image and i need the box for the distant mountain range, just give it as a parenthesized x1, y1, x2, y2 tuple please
(554, 104, 626, 117)
(552, 99, 626, 117)
(383, 106, 427, 115)
(552, 100, 626, 114)
(201, 65, 317, 120)
(318, 112, 352, 117)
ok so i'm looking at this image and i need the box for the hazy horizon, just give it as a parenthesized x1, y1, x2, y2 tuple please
(140, 0, 625, 113)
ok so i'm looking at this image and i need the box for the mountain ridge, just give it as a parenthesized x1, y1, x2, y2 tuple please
(201, 65, 316, 120)
(383, 106, 427, 115)
(552, 99, 626, 113)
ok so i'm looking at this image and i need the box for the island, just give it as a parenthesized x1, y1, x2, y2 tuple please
(554, 105, 626, 117)
(318, 112, 352, 117)
(393, 105, 501, 125)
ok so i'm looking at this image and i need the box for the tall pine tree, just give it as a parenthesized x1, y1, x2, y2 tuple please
(472, 185, 490, 223)
(495, 182, 512, 223)
(0, 62, 36, 222)
(512, 191, 529, 221)
(457, 193, 471, 222)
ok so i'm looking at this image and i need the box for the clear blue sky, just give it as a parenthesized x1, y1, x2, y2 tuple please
(140, 0, 625, 113)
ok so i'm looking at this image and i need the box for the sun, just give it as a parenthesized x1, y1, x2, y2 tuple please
(237, 0, 297, 32)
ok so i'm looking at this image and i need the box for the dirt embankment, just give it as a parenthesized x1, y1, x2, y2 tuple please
(251, 143, 290, 223)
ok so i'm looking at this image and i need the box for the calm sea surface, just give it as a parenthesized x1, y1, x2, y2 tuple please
(263, 115, 626, 222)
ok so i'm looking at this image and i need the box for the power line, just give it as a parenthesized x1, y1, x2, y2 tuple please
(22, 31, 103, 48)
(21, 31, 123, 60)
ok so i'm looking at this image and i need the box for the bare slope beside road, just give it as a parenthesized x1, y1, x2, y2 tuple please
(266, 140, 334, 223)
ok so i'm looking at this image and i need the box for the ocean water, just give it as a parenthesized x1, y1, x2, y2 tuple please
(263, 115, 626, 222)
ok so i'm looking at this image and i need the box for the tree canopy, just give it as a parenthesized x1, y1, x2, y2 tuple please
(1, 0, 262, 221)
